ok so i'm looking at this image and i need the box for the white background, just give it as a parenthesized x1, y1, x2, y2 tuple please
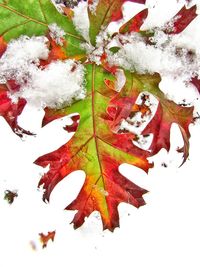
(0, 0, 200, 266)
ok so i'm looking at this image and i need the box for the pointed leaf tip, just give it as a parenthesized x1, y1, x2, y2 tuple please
(119, 8, 148, 34)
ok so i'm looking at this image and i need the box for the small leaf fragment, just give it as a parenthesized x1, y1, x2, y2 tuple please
(39, 231, 56, 248)
(4, 190, 18, 204)
(109, 47, 121, 54)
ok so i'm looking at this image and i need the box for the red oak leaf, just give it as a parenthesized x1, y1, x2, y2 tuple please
(35, 65, 151, 231)
(106, 71, 194, 164)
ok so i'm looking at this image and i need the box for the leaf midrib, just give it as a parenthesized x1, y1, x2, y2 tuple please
(100, 0, 116, 29)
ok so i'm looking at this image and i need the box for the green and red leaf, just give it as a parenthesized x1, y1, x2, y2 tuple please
(119, 8, 148, 34)
(35, 65, 151, 231)
(88, 0, 146, 45)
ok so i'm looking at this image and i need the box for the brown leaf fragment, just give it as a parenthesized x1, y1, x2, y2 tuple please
(4, 190, 18, 204)
(39, 231, 56, 248)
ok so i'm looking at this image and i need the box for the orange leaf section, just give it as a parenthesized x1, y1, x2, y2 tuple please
(0, 36, 7, 57)
(62, 6, 74, 19)
(40, 35, 67, 67)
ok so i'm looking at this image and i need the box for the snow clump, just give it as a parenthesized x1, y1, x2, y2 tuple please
(0, 35, 86, 108)
(108, 30, 200, 84)
(48, 23, 66, 45)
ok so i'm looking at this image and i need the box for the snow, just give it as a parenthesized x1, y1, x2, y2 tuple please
(88, 0, 99, 15)
(15, 60, 86, 108)
(119, 92, 158, 150)
(0, 35, 86, 108)
(108, 30, 200, 84)
(48, 23, 66, 46)
(115, 69, 126, 92)
(72, 1, 90, 41)
(0, 36, 49, 84)
(50, 0, 65, 13)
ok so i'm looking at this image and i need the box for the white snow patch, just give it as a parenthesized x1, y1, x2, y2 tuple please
(82, 28, 111, 64)
(15, 60, 86, 108)
(48, 23, 66, 46)
(73, 1, 90, 41)
(0, 36, 49, 84)
(0, 35, 86, 108)
(115, 69, 126, 92)
(108, 31, 200, 84)
(50, 0, 65, 14)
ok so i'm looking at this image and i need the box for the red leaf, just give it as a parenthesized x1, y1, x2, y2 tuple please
(165, 5, 197, 34)
(142, 99, 193, 164)
(107, 72, 194, 164)
(191, 77, 200, 94)
(0, 84, 32, 137)
(119, 8, 148, 34)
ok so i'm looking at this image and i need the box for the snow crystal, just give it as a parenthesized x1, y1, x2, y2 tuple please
(108, 30, 200, 84)
(115, 69, 126, 92)
(72, 1, 90, 41)
(51, 0, 65, 13)
(0, 36, 49, 84)
(0, 35, 86, 108)
(48, 23, 66, 45)
(82, 29, 111, 65)
(51, 0, 90, 41)
(15, 60, 86, 108)
(88, 0, 99, 15)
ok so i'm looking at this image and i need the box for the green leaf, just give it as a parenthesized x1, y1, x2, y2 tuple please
(0, 0, 85, 56)
(109, 46, 120, 53)
(88, 0, 145, 46)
